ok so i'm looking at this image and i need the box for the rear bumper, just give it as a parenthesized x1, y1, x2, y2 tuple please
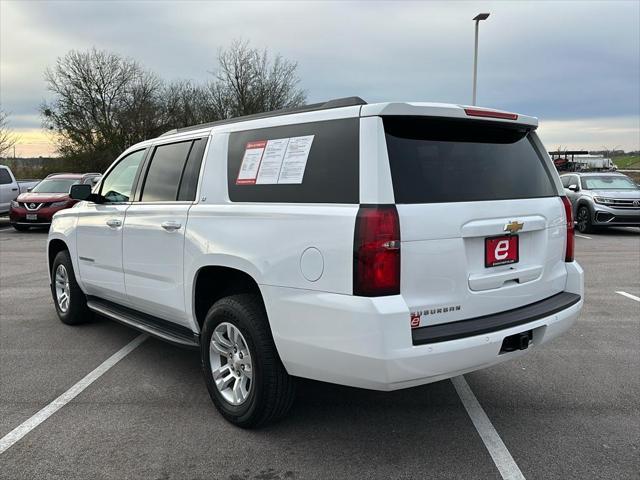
(411, 291, 580, 345)
(263, 262, 584, 391)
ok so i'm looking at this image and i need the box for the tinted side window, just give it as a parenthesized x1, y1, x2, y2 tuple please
(227, 118, 359, 203)
(0, 168, 11, 185)
(100, 149, 146, 203)
(177, 138, 207, 201)
(141, 141, 192, 202)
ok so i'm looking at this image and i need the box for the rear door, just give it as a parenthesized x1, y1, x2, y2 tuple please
(122, 137, 206, 326)
(383, 116, 566, 328)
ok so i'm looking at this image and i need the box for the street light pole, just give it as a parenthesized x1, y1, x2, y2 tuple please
(472, 13, 490, 106)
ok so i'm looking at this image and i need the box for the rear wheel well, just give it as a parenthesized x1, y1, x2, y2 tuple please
(193, 266, 264, 330)
(48, 239, 69, 272)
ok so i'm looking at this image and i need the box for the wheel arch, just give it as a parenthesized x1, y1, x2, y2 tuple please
(191, 264, 267, 333)
(48, 238, 69, 274)
(575, 198, 595, 216)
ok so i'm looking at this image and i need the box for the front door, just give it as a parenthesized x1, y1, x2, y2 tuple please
(76, 149, 146, 301)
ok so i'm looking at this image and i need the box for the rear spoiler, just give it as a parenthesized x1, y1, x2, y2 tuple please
(360, 102, 538, 128)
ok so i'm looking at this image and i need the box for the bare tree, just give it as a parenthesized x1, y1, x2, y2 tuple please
(0, 109, 18, 157)
(163, 80, 220, 129)
(41, 44, 306, 170)
(210, 40, 306, 118)
(41, 48, 165, 168)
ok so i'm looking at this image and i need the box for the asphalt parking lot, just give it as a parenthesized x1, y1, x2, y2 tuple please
(0, 222, 638, 480)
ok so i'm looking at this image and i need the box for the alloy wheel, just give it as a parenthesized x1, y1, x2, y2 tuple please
(55, 264, 71, 313)
(577, 207, 589, 232)
(209, 322, 253, 405)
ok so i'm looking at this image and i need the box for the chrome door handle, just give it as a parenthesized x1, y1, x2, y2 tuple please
(161, 221, 182, 231)
(106, 219, 122, 228)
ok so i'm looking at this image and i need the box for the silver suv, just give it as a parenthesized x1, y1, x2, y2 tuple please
(561, 172, 640, 233)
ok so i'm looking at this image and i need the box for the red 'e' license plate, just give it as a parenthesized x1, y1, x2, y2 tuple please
(485, 235, 519, 268)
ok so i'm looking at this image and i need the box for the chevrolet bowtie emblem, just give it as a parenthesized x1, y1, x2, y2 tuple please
(504, 221, 524, 234)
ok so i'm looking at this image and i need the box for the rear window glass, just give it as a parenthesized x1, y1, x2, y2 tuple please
(141, 141, 192, 202)
(384, 117, 556, 204)
(227, 118, 359, 203)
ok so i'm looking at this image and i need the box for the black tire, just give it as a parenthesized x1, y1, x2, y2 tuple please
(50, 250, 92, 325)
(576, 205, 595, 234)
(201, 294, 295, 428)
(12, 224, 29, 232)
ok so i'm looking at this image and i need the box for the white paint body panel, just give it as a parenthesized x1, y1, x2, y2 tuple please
(398, 198, 568, 328)
(47, 101, 584, 391)
(263, 279, 582, 390)
(122, 203, 191, 326)
(75, 203, 129, 302)
(0, 165, 39, 214)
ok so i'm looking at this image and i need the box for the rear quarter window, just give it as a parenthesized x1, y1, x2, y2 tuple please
(384, 117, 557, 204)
(227, 118, 359, 203)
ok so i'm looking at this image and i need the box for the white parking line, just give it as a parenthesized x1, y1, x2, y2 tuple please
(0, 334, 147, 455)
(452, 376, 526, 480)
(575, 234, 592, 239)
(615, 291, 640, 302)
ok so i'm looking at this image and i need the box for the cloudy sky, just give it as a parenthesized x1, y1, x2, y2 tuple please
(1, 0, 639, 156)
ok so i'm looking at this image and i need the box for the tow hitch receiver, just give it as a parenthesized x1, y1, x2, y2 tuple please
(500, 330, 533, 354)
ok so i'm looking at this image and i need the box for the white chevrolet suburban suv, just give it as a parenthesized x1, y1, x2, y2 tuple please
(47, 97, 584, 427)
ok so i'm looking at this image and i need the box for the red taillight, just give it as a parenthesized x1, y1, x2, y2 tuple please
(561, 196, 574, 262)
(353, 205, 400, 296)
(464, 108, 518, 121)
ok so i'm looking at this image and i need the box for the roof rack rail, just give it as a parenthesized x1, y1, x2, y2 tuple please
(45, 172, 73, 178)
(159, 96, 367, 137)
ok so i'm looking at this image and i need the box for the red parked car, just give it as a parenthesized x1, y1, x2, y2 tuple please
(9, 173, 101, 231)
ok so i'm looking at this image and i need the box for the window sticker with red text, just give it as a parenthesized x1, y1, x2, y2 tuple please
(236, 135, 314, 185)
(236, 140, 267, 185)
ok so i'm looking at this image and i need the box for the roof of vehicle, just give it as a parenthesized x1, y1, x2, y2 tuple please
(566, 172, 627, 177)
(160, 97, 368, 137)
(151, 97, 538, 146)
(44, 172, 101, 180)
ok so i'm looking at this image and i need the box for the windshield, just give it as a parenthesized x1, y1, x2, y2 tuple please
(582, 176, 638, 190)
(31, 178, 79, 193)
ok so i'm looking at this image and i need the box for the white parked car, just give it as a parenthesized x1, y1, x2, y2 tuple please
(0, 165, 39, 214)
(47, 98, 584, 427)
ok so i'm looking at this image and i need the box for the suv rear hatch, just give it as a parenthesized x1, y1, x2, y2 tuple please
(383, 115, 567, 329)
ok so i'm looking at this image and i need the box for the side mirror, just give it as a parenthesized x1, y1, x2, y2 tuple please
(27, 187, 33, 192)
(567, 184, 579, 192)
(69, 183, 93, 201)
